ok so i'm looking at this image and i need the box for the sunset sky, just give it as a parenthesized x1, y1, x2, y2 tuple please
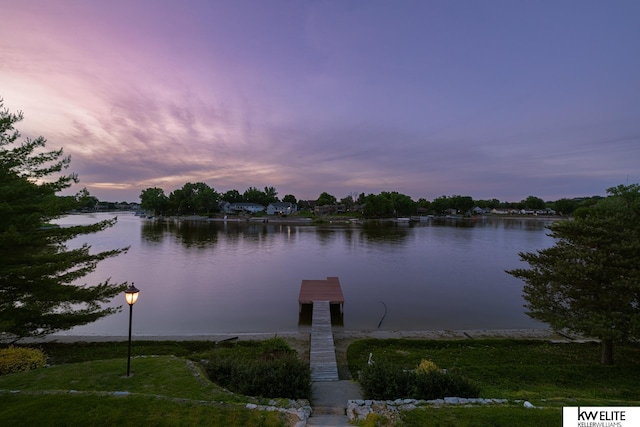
(2, 0, 639, 203)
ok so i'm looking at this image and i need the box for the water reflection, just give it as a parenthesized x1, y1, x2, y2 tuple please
(141, 217, 551, 247)
(359, 221, 410, 244)
(60, 214, 557, 336)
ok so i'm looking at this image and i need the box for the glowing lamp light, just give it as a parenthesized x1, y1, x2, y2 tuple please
(125, 284, 140, 305)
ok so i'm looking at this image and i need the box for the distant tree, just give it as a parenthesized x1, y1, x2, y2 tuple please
(168, 182, 218, 215)
(500, 200, 518, 210)
(76, 187, 98, 210)
(297, 199, 312, 210)
(340, 195, 354, 211)
(0, 99, 129, 340)
(316, 192, 337, 206)
(168, 186, 189, 214)
(416, 198, 431, 213)
(382, 191, 416, 216)
(430, 195, 450, 215)
(190, 182, 220, 214)
(522, 196, 546, 210)
(449, 195, 474, 214)
(263, 186, 279, 204)
(140, 187, 169, 215)
(507, 184, 640, 365)
(551, 198, 578, 216)
(476, 199, 501, 209)
(282, 194, 297, 204)
(243, 186, 265, 205)
(222, 189, 243, 203)
(362, 193, 393, 218)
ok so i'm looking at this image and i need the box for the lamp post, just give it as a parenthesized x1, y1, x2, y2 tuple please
(125, 283, 139, 377)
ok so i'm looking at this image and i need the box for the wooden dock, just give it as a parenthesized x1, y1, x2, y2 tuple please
(299, 277, 344, 382)
(298, 276, 344, 313)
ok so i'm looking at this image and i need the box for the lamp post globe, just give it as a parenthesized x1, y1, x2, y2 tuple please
(125, 284, 139, 306)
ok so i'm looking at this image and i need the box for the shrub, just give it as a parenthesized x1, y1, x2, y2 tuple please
(259, 337, 292, 359)
(358, 363, 415, 399)
(416, 359, 439, 374)
(0, 346, 47, 375)
(201, 339, 311, 399)
(358, 363, 479, 400)
(413, 369, 480, 400)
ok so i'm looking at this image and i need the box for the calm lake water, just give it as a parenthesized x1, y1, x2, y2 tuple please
(55, 213, 556, 336)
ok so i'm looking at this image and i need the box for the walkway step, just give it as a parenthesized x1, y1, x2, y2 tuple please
(306, 415, 351, 426)
(312, 405, 345, 415)
(310, 301, 339, 381)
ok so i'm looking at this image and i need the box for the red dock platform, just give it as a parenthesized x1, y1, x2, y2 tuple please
(298, 276, 344, 312)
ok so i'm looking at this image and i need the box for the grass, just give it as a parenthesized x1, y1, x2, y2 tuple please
(0, 356, 242, 402)
(400, 405, 561, 427)
(34, 340, 221, 364)
(0, 394, 285, 427)
(4, 338, 640, 426)
(348, 339, 640, 426)
(0, 340, 300, 426)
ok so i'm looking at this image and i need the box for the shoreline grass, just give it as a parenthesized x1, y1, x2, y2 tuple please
(348, 339, 640, 403)
(347, 338, 640, 425)
(0, 340, 301, 427)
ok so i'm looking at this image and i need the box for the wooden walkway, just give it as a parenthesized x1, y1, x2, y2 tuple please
(310, 301, 339, 381)
(299, 277, 344, 382)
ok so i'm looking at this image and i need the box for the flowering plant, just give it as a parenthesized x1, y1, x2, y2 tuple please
(416, 359, 439, 374)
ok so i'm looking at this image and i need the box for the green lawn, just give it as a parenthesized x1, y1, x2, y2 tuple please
(0, 393, 286, 427)
(3, 338, 639, 426)
(347, 339, 640, 426)
(400, 405, 561, 427)
(0, 341, 298, 426)
(0, 356, 241, 402)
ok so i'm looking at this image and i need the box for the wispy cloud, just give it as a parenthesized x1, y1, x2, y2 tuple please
(2, 0, 639, 202)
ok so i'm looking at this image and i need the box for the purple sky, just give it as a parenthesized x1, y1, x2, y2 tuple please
(2, 0, 639, 203)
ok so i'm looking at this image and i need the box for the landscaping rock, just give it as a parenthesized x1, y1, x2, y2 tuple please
(346, 396, 514, 423)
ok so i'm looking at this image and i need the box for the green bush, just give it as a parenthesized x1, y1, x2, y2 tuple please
(201, 338, 311, 399)
(413, 368, 480, 400)
(358, 363, 413, 399)
(0, 346, 47, 375)
(358, 363, 479, 400)
(259, 336, 291, 356)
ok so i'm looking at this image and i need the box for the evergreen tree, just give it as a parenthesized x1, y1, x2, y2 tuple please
(0, 99, 129, 340)
(507, 184, 640, 364)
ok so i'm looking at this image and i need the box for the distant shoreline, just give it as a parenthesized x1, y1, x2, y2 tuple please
(135, 213, 563, 225)
(71, 210, 565, 224)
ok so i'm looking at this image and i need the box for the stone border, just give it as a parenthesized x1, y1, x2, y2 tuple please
(245, 401, 311, 427)
(347, 397, 539, 423)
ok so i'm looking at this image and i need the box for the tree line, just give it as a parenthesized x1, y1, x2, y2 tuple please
(139, 183, 601, 218)
(139, 184, 295, 216)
